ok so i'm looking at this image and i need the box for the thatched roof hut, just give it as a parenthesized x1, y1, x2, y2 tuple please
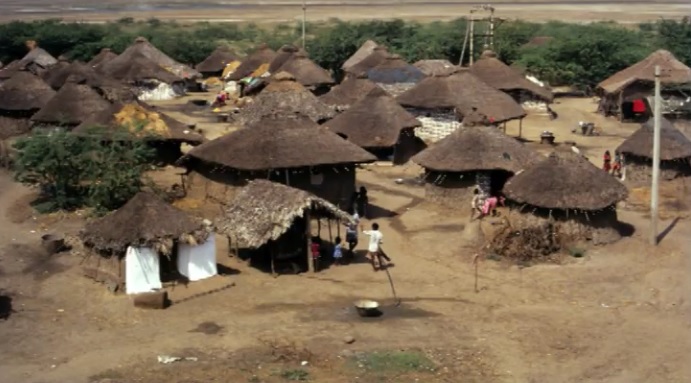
(115, 37, 200, 79)
(80, 192, 207, 254)
(88, 48, 118, 68)
(413, 59, 458, 77)
(196, 46, 242, 75)
(0, 46, 58, 80)
(0, 71, 56, 112)
(227, 44, 276, 81)
(345, 46, 390, 77)
(98, 50, 183, 85)
(413, 125, 540, 173)
(325, 88, 420, 148)
(217, 179, 354, 249)
(366, 54, 425, 84)
(43, 61, 121, 90)
(74, 101, 204, 144)
(31, 82, 112, 126)
(504, 152, 628, 211)
(396, 70, 526, 123)
(618, 117, 691, 161)
(272, 52, 334, 88)
(342, 40, 379, 71)
(268, 45, 304, 74)
(319, 76, 379, 108)
(236, 73, 336, 125)
(598, 50, 691, 95)
(469, 55, 553, 102)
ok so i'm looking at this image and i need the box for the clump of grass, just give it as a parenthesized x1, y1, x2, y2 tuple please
(279, 368, 309, 381)
(351, 350, 435, 373)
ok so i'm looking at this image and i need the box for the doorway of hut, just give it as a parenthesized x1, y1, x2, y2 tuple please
(621, 98, 651, 122)
(244, 217, 310, 274)
(158, 243, 185, 284)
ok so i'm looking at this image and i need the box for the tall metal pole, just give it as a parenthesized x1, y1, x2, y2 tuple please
(489, 8, 495, 49)
(459, 20, 470, 66)
(650, 65, 662, 245)
(301, 0, 307, 49)
(469, 16, 475, 65)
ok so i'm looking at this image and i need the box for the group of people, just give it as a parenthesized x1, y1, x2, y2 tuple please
(603, 150, 625, 179)
(470, 189, 505, 220)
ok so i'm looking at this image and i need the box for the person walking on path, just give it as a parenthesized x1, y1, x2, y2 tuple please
(362, 222, 390, 271)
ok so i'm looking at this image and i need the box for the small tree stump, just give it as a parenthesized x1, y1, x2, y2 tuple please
(133, 291, 168, 310)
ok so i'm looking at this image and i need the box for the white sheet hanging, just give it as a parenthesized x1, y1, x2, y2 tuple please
(125, 246, 162, 295)
(177, 233, 218, 282)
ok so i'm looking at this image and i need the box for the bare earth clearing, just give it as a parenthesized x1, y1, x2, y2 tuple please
(0, 95, 690, 383)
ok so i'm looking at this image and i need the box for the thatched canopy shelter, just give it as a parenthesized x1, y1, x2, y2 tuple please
(218, 180, 354, 249)
(325, 88, 424, 164)
(598, 50, 691, 95)
(319, 76, 379, 109)
(31, 82, 112, 126)
(80, 192, 207, 255)
(367, 54, 425, 84)
(413, 60, 458, 77)
(469, 55, 553, 102)
(115, 37, 200, 79)
(98, 50, 183, 85)
(227, 44, 276, 81)
(196, 46, 242, 76)
(237, 72, 335, 125)
(342, 40, 379, 71)
(0, 71, 56, 113)
(396, 70, 526, 124)
(88, 48, 118, 68)
(272, 52, 334, 89)
(345, 46, 390, 78)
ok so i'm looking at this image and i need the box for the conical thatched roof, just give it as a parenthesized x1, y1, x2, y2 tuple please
(31, 82, 112, 125)
(503, 152, 629, 210)
(397, 71, 526, 123)
(236, 73, 336, 125)
(43, 61, 121, 90)
(98, 51, 183, 84)
(617, 117, 691, 160)
(319, 77, 379, 107)
(115, 37, 200, 79)
(227, 44, 276, 81)
(40, 59, 71, 81)
(88, 48, 118, 68)
(196, 46, 242, 74)
(598, 50, 691, 94)
(367, 54, 425, 84)
(345, 46, 390, 77)
(470, 56, 553, 102)
(218, 179, 355, 248)
(412, 125, 541, 173)
(80, 192, 206, 254)
(413, 59, 458, 77)
(268, 44, 303, 73)
(273, 52, 334, 87)
(0, 71, 56, 111)
(0, 61, 21, 80)
(184, 113, 376, 170)
(342, 40, 379, 71)
(74, 101, 204, 144)
(325, 89, 421, 148)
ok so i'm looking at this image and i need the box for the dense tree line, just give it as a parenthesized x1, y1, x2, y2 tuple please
(1, 17, 689, 90)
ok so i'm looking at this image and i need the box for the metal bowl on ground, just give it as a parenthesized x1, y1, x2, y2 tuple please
(354, 299, 382, 317)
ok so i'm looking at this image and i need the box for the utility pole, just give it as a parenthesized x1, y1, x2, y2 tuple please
(488, 7, 495, 49)
(469, 16, 475, 65)
(459, 21, 470, 66)
(650, 65, 661, 245)
(301, 0, 307, 49)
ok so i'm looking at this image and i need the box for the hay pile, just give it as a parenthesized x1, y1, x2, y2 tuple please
(114, 103, 171, 138)
(487, 220, 564, 263)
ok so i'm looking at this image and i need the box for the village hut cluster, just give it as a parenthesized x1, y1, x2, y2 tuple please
(2, 36, 691, 302)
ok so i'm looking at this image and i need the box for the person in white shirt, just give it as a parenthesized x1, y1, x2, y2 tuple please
(362, 222, 390, 271)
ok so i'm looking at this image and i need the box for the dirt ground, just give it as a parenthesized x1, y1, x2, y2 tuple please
(1, 96, 690, 383)
(1, 1, 690, 24)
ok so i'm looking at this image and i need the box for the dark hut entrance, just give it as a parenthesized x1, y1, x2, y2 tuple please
(620, 98, 651, 122)
(424, 169, 513, 207)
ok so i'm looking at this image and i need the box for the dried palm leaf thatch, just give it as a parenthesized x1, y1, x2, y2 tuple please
(319, 76, 379, 107)
(598, 50, 691, 95)
(469, 55, 553, 102)
(116, 36, 200, 79)
(227, 44, 277, 81)
(617, 117, 691, 161)
(217, 179, 355, 248)
(80, 192, 208, 254)
(345, 46, 390, 77)
(99, 51, 184, 85)
(342, 39, 379, 71)
(413, 59, 459, 77)
(31, 82, 112, 126)
(88, 48, 118, 68)
(503, 151, 629, 211)
(196, 46, 243, 74)
(273, 52, 334, 87)
(0, 71, 56, 111)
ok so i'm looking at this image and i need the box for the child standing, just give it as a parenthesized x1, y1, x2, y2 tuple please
(310, 237, 321, 271)
(333, 237, 343, 266)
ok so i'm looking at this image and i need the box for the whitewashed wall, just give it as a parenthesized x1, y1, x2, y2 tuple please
(377, 82, 417, 97)
(406, 108, 461, 142)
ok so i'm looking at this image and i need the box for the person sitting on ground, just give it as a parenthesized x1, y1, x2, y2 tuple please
(333, 237, 343, 266)
(362, 222, 389, 271)
(345, 213, 359, 259)
(481, 195, 499, 218)
(213, 91, 228, 107)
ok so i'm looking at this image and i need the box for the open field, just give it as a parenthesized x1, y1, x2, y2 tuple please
(1, 94, 690, 382)
(1, 1, 690, 23)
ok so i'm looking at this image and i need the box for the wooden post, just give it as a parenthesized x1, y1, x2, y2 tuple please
(650, 65, 662, 245)
(270, 242, 277, 277)
(459, 19, 470, 65)
(234, 234, 240, 258)
(317, 218, 321, 236)
(518, 118, 523, 138)
(305, 209, 315, 273)
(469, 16, 475, 66)
(328, 219, 333, 242)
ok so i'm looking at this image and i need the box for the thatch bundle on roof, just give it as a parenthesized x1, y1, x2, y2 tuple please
(342, 40, 379, 71)
(196, 46, 242, 75)
(598, 50, 691, 95)
(227, 44, 277, 81)
(88, 48, 118, 68)
(0, 71, 56, 112)
(31, 82, 112, 126)
(237, 73, 336, 125)
(469, 55, 553, 102)
(217, 180, 354, 249)
(80, 192, 208, 255)
(397, 70, 526, 123)
(367, 54, 425, 84)
(319, 77, 379, 109)
(413, 60, 458, 77)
